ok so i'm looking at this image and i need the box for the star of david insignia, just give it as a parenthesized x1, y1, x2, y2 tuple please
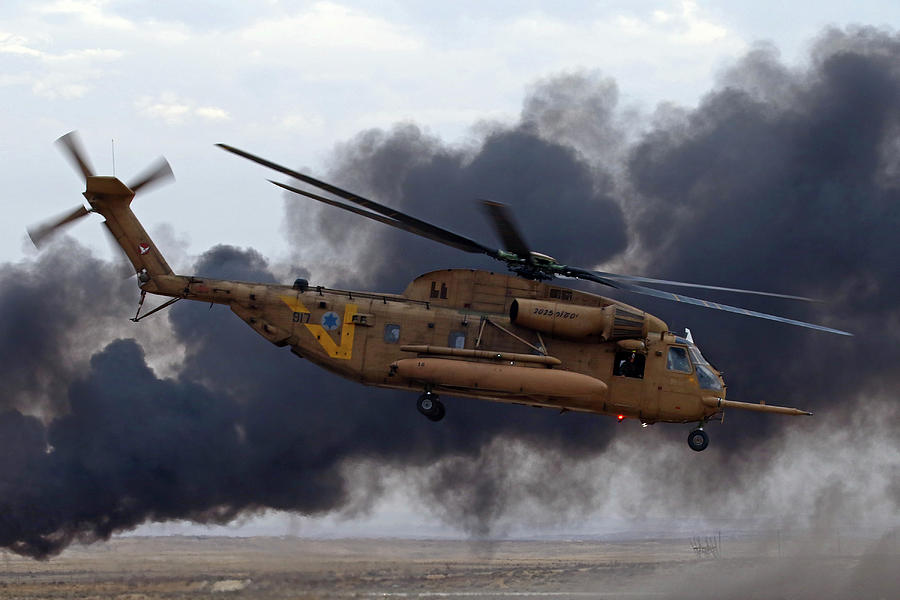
(321, 311, 340, 331)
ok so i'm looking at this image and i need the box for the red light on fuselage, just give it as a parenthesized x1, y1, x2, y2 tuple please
(617, 414, 625, 422)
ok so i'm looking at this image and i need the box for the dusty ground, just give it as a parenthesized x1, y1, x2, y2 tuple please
(0, 534, 895, 599)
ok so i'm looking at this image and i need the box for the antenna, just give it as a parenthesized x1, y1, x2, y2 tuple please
(111, 139, 116, 176)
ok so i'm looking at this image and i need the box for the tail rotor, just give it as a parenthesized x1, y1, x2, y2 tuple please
(27, 204, 91, 248)
(56, 130, 96, 181)
(27, 131, 174, 249)
(128, 156, 174, 195)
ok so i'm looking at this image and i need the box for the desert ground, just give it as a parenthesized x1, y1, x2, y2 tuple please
(0, 533, 895, 599)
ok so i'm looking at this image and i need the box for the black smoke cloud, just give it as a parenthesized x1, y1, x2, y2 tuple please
(0, 242, 619, 558)
(286, 116, 627, 291)
(0, 26, 898, 560)
(0, 244, 135, 415)
(285, 24, 900, 518)
(622, 28, 900, 431)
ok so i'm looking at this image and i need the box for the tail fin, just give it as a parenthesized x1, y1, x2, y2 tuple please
(87, 177, 174, 278)
(30, 132, 176, 279)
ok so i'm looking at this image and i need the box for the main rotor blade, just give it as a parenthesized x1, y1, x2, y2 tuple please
(218, 143, 498, 257)
(27, 204, 90, 247)
(56, 131, 95, 181)
(567, 268, 852, 336)
(481, 200, 532, 258)
(271, 180, 493, 254)
(592, 271, 820, 302)
(128, 157, 174, 194)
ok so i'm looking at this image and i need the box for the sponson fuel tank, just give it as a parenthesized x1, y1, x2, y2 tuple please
(392, 358, 607, 401)
(510, 298, 667, 340)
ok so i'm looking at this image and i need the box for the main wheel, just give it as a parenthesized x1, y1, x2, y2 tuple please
(428, 400, 446, 422)
(417, 393, 444, 421)
(688, 429, 709, 452)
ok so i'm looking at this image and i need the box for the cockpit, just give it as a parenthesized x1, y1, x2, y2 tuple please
(669, 336, 724, 392)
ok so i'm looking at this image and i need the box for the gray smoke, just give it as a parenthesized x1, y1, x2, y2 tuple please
(0, 242, 135, 416)
(0, 25, 897, 563)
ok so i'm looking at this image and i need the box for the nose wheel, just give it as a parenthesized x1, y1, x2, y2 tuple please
(687, 428, 709, 452)
(417, 392, 445, 422)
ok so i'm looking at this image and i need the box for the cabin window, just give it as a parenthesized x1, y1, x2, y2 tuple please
(384, 324, 401, 343)
(614, 351, 645, 378)
(666, 346, 692, 373)
(448, 331, 466, 349)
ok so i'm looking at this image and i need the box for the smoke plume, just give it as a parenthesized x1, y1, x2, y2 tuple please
(0, 26, 897, 562)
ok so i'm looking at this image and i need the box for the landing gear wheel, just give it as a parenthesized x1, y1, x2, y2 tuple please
(417, 393, 445, 422)
(429, 400, 446, 422)
(688, 429, 709, 452)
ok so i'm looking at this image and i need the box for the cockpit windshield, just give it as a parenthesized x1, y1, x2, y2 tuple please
(688, 346, 708, 366)
(686, 345, 722, 391)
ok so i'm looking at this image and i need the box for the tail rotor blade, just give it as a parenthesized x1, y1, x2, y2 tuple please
(128, 157, 174, 194)
(55, 131, 95, 181)
(27, 204, 91, 247)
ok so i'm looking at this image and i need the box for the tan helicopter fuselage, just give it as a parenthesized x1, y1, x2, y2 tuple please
(144, 267, 727, 424)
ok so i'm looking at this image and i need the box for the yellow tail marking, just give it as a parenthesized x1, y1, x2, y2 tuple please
(280, 295, 310, 314)
(280, 295, 357, 360)
(305, 304, 357, 359)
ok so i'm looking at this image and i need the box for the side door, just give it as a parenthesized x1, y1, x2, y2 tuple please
(608, 350, 645, 413)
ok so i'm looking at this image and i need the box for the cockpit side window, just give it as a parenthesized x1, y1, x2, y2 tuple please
(666, 346, 692, 373)
(695, 365, 723, 390)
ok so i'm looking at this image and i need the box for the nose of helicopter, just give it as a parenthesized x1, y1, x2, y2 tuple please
(683, 331, 726, 397)
(714, 367, 726, 398)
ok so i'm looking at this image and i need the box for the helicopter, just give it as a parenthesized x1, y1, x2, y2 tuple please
(30, 132, 851, 452)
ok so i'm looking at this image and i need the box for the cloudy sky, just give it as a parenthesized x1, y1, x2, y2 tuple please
(2, 1, 899, 551)
(4, 0, 897, 266)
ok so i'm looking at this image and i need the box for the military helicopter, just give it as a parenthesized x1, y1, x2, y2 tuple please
(30, 132, 851, 451)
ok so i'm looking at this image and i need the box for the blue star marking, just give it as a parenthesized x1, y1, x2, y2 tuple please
(321, 311, 340, 331)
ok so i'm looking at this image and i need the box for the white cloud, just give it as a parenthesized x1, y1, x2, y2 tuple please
(500, 3, 741, 62)
(473, 2, 745, 111)
(657, 0, 730, 45)
(505, 14, 568, 38)
(0, 32, 121, 63)
(0, 32, 123, 98)
(195, 106, 230, 121)
(0, 32, 44, 57)
(135, 94, 229, 124)
(38, 0, 135, 31)
(32, 77, 89, 99)
(240, 1, 422, 52)
(280, 112, 326, 133)
(45, 47, 123, 63)
(135, 94, 191, 123)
